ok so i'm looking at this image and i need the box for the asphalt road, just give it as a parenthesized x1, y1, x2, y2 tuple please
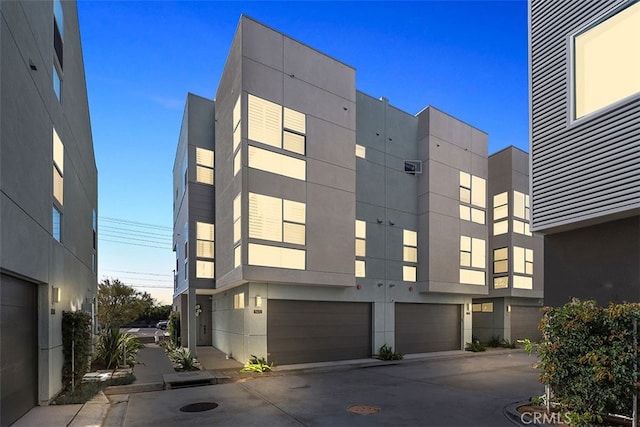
(122, 350, 542, 426)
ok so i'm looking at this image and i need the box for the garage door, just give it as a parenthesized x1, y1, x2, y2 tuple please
(267, 300, 371, 365)
(511, 306, 542, 342)
(1, 274, 38, 426)
(395, 303, 461, 354)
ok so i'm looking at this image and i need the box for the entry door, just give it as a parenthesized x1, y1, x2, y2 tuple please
(196, 296, 212, 346)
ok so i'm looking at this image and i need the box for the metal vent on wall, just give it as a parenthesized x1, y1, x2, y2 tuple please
(404, 160, 422, 174)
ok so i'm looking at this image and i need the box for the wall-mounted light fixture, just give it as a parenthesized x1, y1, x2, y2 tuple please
(507, 305, 512, 313)
(52, 287, 60, 304)
(377, 283, 384, 287)
(255, 296, 262, 308)
(195, 303, 202, 316)
(467, 303, 471, 311)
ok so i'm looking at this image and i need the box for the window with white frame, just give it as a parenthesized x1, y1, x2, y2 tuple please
(459, 171, 486, 224)
(459, 235, 485, 285)
(573, 2, 640, 119)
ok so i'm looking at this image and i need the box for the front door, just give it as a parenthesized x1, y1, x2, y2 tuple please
(196, 296, 212, 346)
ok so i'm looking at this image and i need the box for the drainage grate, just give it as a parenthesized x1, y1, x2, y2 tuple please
(347, 404, 380, 415)
(180, 402, 219, 413)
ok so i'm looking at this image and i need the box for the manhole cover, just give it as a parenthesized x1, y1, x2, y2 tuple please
(347, 404, 380, 415)
(180, 402, 219, 412)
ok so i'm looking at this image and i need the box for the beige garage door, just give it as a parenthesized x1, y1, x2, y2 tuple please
(395, 303, 461, 354)
(267, 300, 372, 365)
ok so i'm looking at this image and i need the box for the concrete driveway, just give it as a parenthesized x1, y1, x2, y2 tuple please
(122, 350, 542, 426)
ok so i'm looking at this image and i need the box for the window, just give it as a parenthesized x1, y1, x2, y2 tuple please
(233, 95, 241, 152)
(493, 192, 508, 220)
(234, 245, 241, 268)
(459, 172, 486, 224)
(248, 243, 305, 270)
(248, 145, 306, 181)
(573, 2, 640, 119)
(493, 247, 508, 274)
(53, 128, 64, 205)
(472, 303, 482, 312)
(472, 303, 493, 313)
(196, 222, 214, 279)
(460, 236, 485, 285)
(52, 206, 61, 241)
(403, 229, 417, 282)
(196, 147, 214, 185)
(249, 193, 306, 245)
(233, 149, 241, 176)
(234, 292, 245, 309)
(53, 0, 63, 69)
(92, 209, 97, 250)
(513, 246, 534, 289)
(248, 94, 306, 155)
(53, 64, 61, 102)
(182, 155, 187, 192)
(233, 194, 241, 243)
(355, 144, 366, 159)
(513, 191, 532, 236)
(494, 220, 508, 236)
(355, 220, 366, 277)
(494, 276, 508, 289)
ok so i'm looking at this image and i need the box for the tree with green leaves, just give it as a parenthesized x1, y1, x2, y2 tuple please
(97, 278, 146, 328)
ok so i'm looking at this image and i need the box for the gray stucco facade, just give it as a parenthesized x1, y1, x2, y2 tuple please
(174, 15, 543, 364)
(529, 0, 640, 306)
(1, 0, 98, 423)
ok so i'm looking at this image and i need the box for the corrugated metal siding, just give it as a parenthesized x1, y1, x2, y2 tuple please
(530, 0, 640, 231)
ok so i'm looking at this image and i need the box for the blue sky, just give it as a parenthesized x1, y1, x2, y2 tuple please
(78, 0, 528, 305)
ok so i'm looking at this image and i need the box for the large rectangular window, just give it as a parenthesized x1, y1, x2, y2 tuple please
(460, 235, 485, 285)
(53, 0, 63, 69)
(459, 171, 486, 224)
(249, 193, 306, 245)
(574, 2, 640, 119)
(53, 64, 61, 102)
(248, 145, 306, 181)
(233, 194, 241, 243)
(403, 229, 418, 282)
(248, 243, 305, 270)
(248, 94, 307, 156)
(493, 247, 508, 289)
(513, 191, 532, 236)
(196, 147, 214, 185)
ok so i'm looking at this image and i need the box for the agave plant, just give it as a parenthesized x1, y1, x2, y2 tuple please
(169, 347, 198, 371)
(94, 327, 143, 369)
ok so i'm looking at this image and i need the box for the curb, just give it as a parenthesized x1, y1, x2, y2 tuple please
(503, 400, 554, 427)
(104, 382, 164, 395)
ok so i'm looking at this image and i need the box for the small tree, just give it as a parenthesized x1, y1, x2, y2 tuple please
(97, 278, 145, 328)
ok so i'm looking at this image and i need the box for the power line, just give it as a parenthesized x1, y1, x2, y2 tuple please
(101, 269, 173, 277)
(99, 216, 172, 231)
(100, 224, 172, 239)
(100, 238, 171, 250)
(100, 232, 171, 246)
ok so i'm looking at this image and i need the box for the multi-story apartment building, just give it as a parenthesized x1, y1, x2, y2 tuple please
(173, 16, 542, 364)
(472, 147, 543, 343)
(529, 0, 639, 306)
(0, 1, 98, 424)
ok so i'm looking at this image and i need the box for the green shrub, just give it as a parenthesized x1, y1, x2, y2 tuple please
(527, 298, 640, 427)
(61, 311, 92, 390)
(104, 373, 136, 387)
(168, 311, 181, 347)
(487, 335, 501, 348)
(169, 347, 198, 371)
(501, 339, 517, 349)
(241, 355, 274, 373)
(55, 381, 102, 405)
(94, 327, 143, 369)
(465, 342, 486, 352)
(377, 344, 403, 360)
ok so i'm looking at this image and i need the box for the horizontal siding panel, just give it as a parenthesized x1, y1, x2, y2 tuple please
(530, 0, 640, 230)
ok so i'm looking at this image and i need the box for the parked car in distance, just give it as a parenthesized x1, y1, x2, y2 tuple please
(156, 320, 168, 330)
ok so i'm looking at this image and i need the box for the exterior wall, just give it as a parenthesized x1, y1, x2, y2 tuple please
(0, 0, 97, 416)
(529, 0, 640, 234)
(417, 107, 489, 295)
(529, 0, 640, 305)
(215, 17, 356, 289)
(172, 93, 215, 352)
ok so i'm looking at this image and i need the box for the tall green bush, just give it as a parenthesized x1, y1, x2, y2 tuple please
(168, 311, 181, 346)
(61, 311, 92, 389)
(532, 298, 640, 426)
(94, 327, 143, 369)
